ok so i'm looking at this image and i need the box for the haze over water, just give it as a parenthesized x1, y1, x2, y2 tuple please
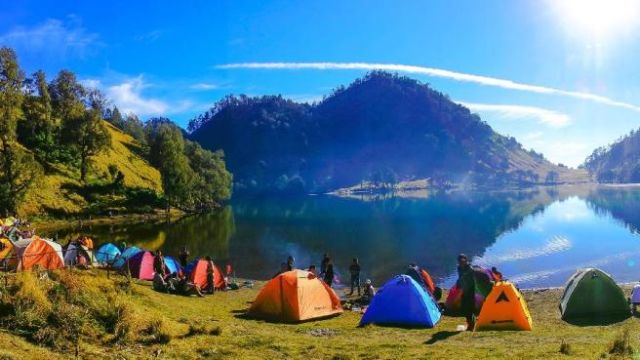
(51, 185, 640, 289)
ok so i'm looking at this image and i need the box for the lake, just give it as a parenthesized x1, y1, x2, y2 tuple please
(46, 185, 640, 289)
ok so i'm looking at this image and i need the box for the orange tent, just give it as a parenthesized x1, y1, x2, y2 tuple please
(188, 259, 225, 290)
(19, 237, 65, 271)
(248, 270, 343, 322)
(475, 281, 533, 331)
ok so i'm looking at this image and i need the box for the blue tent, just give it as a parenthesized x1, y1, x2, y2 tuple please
(95, 243, 121, 265)
(113, 246, 143, 269)
(360, 275, 442, 328)
(164, 256, 182, 274)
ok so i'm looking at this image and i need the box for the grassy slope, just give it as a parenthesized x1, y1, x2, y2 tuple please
(3, 269, 639, 360)
(18, 122, 162, 218)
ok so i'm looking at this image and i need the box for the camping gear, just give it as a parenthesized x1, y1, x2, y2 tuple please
(187, 258, 225, 290)
(248, 270, 343, 322)
(421, 269, 436, 295)
(445, 266, 495, 314)
(18, 237, 65, 270)
(360, 275, 441, 328)
(164, 256, 182, 274)
(125, 251, 156, 280)
(113, 246, 143, 269)
(475, 281, 532, 331)
(64, 243, 94, 267)
(560, 268, 630, 321)
(95, 243, 121, 265)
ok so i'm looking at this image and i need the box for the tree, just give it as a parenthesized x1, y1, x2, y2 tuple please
(147, 121, 195, 209)
(49, 70, 85, 122)
(123, 113, 146, 144)
(545, 170, 560, 184)
(185, 140, 232, 207)
(0, 47, 41, 214)
(108, 106, 125, 129)
(62, 89, 111, 182)
(20, 70, 55, 150)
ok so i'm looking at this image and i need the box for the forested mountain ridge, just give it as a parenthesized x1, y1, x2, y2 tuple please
(583, 129, 640, 183)
(189, 71, 587, 194)
(0, 47, 232, 217)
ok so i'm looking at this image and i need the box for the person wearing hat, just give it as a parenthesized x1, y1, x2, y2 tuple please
(360, 279, 376, 305)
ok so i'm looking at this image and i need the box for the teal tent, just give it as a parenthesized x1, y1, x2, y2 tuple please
(560, 268, 630, 323)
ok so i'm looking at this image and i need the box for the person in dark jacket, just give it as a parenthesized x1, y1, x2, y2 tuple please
(324, 260, 335, 287)
(153, 250, 166, 276)
(178, 246, 190, 267)
(349, 258, 361, 296)
(405, 263, 429, 292)
(286, 255, 295, 271)
(457, 254, 476, 331)
(320, 253, 330, 276)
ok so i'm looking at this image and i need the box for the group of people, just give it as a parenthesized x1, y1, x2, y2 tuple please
(150, 248, 222, 298)
(276, 254, 376, 305)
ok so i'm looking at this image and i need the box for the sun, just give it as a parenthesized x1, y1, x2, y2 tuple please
(553, 0, 639, 39)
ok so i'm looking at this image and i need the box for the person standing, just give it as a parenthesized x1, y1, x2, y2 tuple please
(153, 250, 166, 276)
(178, 246, 190, 267)
(320, 253, 330, 276)
(349, 258, 361, 296)
(457, 254, 476, 331)
(286, 255, 295, 271)
(205, 256, 216, 294)
(324, 260, 335, 287)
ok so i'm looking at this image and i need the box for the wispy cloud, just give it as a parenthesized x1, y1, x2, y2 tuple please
(458, 102, 571, 128)
(0, 17, 100, 59)
(105, 76, 168, 115)
(190, 83, 220, 91)
(134, 29, 165, 42)
(217, 62, 640, 112)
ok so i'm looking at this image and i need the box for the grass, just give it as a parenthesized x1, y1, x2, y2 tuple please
(2, 270, 640, 359)
(18, 122, 162, 218)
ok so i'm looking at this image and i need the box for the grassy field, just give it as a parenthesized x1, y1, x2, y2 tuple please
(1, 269, 639, 360)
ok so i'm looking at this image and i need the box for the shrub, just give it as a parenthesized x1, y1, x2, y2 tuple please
(113, 300, 135, 344)
(559, 340, 571, 355)
(143, 318, 172, 344)
(609, 329, 633, 356)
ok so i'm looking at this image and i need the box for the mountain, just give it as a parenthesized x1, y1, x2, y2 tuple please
(190, 71, 587, 194)
(583, 129, 640, 183)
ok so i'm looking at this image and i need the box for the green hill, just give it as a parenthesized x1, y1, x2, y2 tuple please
(18, 122, 162, 218)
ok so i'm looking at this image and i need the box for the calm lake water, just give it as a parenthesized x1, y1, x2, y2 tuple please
(47, 185, 640, 289)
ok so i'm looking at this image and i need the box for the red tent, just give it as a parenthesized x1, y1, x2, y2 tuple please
(188, 259, 225, 289)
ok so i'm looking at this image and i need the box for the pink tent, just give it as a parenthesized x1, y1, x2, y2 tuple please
(125, 251, 156, 280)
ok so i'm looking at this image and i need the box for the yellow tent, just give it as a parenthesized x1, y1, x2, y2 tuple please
(475, 281, 533, 331)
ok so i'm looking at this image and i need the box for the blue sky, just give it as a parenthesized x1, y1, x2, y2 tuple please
(2, 0, 640, 167)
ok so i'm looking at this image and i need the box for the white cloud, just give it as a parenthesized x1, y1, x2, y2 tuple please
(190, 83, 220, 91)
(80, 79, 102, 89)
(458, 102, 571, 128)
(134, 29, 164, 42)
(0, 17, 100, 59)
(217, 62, 640, 112)
(105, 76, 168, 115)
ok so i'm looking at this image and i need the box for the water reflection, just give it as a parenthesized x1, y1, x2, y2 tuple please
(47, 185, 640, 289)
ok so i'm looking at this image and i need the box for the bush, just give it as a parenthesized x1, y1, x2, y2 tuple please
(609, 329, 633, 356)
(113, 301, 135, 344)
(143, 318, 172, 344)
(559, 340, 571, 355)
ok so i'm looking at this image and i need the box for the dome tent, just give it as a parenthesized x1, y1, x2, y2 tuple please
(18, 237, 64, 271)
(475, 281, 532, 331)
(248, 270, 342, 322)
(360, 275, 441, 328)
(95, 243, 121, 265)
(64, 243, 93, 266)
(113, 246, 142, 269)
(560, 268, 630, 323)
(187, 258, 225, 290)
(125, 251, 157, 280)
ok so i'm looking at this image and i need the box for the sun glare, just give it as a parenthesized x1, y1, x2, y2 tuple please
(554, 0, 639, 39)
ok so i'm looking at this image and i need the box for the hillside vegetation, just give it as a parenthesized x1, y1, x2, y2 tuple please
(190, 71, 588, 194)
(584, 128, 640, 183)
(0, 46, 231, 218)
(0, 269, 638, 359)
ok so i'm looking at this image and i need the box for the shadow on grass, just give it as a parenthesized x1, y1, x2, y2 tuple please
(563, 314, 630, 327)
(425, 330, 462, 344)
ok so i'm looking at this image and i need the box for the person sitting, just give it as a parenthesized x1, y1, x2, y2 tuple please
(153, 272, 168, 292)
(491, 266, 503, 282)
(632, 281, 640, 314)
(308, 264, 317, 276)
(360, 279, 376, 305)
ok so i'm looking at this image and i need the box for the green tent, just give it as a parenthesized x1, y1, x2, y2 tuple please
(559, 268, 630, 323)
